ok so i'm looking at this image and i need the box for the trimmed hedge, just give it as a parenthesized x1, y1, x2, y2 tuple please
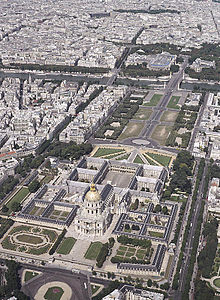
(49, 229, 66, 255)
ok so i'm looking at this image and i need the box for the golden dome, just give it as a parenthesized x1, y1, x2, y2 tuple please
(85, 183, 101, 203)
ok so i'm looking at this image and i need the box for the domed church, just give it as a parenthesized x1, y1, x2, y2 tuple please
(74, 183, 112, 236)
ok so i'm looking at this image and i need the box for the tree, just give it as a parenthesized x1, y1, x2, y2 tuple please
(173, 150, 194, 171)
(2, 205, 8, 213)
(11, 202, 21, 212)
(44, 160, 51, 169)
(147, 279, 152, 287)
(195, 280, 214, 300)
(154, 204, 161, 213)
(198, 219, 218, 278)
(130, 198, 139, 210)
(163, 189, 171, 199)
(162, 206, 168, 215)
(161, 282, 170, 290)
(125, 224, 130, 230)
(28, 180, 40, 193)
(108, 237, 115, 248)
(171, 65, 179, 73)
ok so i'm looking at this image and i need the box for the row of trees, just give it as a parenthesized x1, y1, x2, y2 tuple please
(181, 197, 205, 298)
(115, 8, 179, 14)
(0, 176, 19, 200)
(96, 238, 115, 268)
(44, 141, 93, 161)
(172, 158, 205, 290)
(111, 255, 149, 265)
(130, 42, 180, 56)
(166, 105, 198, 148)
(198, 219, 218, 278)
(49, 229, 67, 255)
(122, 64, 170, 78)
(0, 219, 14, 239)
(16, 155, 45, 178)
(7, 63, 109, 74)
(76, 86, 104, 114)
(95, 93, 143, 140)
(117, 236, 151, 248)
(163, 151, 194, 245)
(28, 179, 41, 193)
(153, 204, 169, 215)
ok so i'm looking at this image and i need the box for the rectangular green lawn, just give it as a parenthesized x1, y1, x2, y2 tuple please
(149, 231, 164, 238)
(133, 108, 152, 120)
(128, 247, 136, 253)
(117, 250, 126, 256)
(136, 252, 145, 259)
(125, 252, 134, 257)
(119, 245, 127, 251)
(57, 237, 76, 255)
(84, 242, 103, 260)
(6, 187, 29, 212)
(167, 96, 181, 109)
(146, 152, 171, 166)
(144, 94, 162, 107)
(151, 125, 173, 145)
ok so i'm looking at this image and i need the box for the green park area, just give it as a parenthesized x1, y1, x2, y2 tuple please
(6, 187, 29, 213)
(143, 154, 158, 166)
(213, 278, 220, 288)
(151, 125, 173, 145)
(44, 287, 64, 300)
(56, 237, 76, 255)
(160, 110, 179, 122)
(1, 225, 58, 255)
(84, 242, 103, 260)
(145, 152, 171, 167)
(148, 231, 164, 238)
(93, 147, 124, 157)
(118, 122, 143, 140)
(165, 256, 173, 279)
(24, 270, 39, 282)
(167, 96, 181, 109)
(116, 153, 130, 160)
(91, 285, 100, 295)
(111, 244, 153, 264)
(144, 94, 162, 107)
(40, 175, 54, 185)
(134, 155, 144, 164)
(133, 108, 152, 120)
